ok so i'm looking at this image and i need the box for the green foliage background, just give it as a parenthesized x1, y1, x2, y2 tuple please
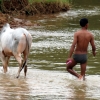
(28, 0, 70, 3)
(0, 0, 70, 13)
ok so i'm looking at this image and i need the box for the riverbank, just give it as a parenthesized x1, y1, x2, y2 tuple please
(0, 0, 70, 28)
(24, 0, 70, 15)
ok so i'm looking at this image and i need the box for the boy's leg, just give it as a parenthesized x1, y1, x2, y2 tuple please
(80, 63, 87, 80)
(66, 59, 80, 78)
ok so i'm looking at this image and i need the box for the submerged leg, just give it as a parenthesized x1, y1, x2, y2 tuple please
(80, 63, 87, 80)
(24, 65, 27, 77)
(23, 50, 28, 77)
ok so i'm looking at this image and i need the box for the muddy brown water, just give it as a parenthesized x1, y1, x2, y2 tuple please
(0, 0, 100, 100)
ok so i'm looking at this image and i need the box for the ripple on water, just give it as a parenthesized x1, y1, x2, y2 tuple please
(0, 67, 99, 99)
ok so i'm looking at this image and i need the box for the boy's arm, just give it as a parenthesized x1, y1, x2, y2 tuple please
(90, 34, 96, 56)
(68, 33, 77, 58)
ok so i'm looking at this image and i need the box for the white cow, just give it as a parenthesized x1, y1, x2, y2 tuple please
(0, 23, 32, 78)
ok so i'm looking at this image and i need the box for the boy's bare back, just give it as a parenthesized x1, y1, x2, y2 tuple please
(72, 29, 95, 54)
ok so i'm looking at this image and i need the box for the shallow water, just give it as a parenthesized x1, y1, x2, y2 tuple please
(0, 0, 100, 100)
(0, 68, 100, 100)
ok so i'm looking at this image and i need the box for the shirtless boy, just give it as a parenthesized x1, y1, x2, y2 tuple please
(66, 18, 96, 80)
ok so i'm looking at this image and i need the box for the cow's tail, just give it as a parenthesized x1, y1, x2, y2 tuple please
(20, 33, 30, 72)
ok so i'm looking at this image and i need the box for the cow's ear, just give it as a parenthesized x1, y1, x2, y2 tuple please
(1, 23, 10, 33)
(5, 23, 10, 28)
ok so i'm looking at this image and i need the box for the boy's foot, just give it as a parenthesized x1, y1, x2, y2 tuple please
(78, 75, 83, 80)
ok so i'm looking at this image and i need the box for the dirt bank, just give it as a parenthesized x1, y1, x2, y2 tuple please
(23, 2, 70, 15)
(0, 1, 70, 28)
(0, 13, 34, 28)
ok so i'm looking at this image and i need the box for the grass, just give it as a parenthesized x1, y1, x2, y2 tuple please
(0, 0, 70, 15)
(26, 0, 70, 15)
(28, 0, 70, 4)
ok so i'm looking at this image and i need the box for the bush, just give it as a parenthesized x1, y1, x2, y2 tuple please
(0, 0, 70, 15)
(24, 0, 70, 15)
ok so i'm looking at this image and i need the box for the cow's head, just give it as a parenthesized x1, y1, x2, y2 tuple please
(1, 23, 10, 34)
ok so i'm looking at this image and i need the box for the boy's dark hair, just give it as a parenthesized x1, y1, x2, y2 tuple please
(80, 18, 88, 27)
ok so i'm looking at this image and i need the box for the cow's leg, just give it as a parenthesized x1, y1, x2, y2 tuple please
(1, 57, 10, 73)
(14, 34, 26, 78)
(23, 51, 28, 77)
(14, 54, 23, 78)
(24, 64, 27, 77)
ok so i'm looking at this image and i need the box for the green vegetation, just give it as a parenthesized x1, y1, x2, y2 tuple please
(0, 0, 70, 26)
(28, 0, 70, 4)
(0, 0, 70, 15)
(24, 0, 70, 15)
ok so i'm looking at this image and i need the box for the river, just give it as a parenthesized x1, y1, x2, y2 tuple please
(0, 0, 100, 100)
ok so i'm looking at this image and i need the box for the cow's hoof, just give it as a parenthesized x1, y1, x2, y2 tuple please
(16, 75, 19, 78)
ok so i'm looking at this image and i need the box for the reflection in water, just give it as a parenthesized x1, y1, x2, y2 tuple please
(0, 69, 30, 100)
(71, 75, 100, 100)
(0, 68, 100, 99)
